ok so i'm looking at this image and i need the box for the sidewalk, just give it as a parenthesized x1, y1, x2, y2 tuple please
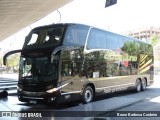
(0, 73, 18, 80)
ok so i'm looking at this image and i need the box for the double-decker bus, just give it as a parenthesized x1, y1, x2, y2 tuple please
(3, 23, 154, 104)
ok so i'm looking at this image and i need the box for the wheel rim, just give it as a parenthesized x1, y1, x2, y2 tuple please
(137, 81, 141, 91)
(85, 89, 92, 102)
(142, 80, 146, 90)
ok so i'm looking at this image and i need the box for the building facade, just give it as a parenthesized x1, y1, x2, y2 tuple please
(125, 26, 160, 41)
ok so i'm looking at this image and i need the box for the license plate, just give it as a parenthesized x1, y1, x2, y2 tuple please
(29, 100, 37, 104)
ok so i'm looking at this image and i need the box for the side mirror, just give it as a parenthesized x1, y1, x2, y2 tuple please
(3, 49, 22, 65)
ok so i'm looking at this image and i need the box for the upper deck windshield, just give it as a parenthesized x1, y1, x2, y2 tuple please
(23, 26, 64, 48)
(23, 24, 90, 49)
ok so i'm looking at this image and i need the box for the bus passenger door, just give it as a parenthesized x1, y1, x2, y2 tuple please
(60, 50, 82, 102)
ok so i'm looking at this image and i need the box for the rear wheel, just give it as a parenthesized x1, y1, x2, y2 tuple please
(82, 86, 94, 104)
(141, 78, 147, 91)
(135, 79, 141, 92)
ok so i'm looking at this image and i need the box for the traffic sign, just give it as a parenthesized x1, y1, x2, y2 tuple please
(105, 0, 117, 8)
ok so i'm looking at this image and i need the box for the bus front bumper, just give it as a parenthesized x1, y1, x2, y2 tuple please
(18, 90, 58, 103)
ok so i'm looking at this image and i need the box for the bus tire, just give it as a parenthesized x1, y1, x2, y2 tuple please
(135, 79, 141, 92)
(141, 78, 147, 91)
(82, 86, 94, 104)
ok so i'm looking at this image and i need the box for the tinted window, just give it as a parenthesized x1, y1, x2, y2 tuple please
(147, 44, 153, 55)
(139, 42, 148, 54)
(106, 32, 119, 50)
(63, 25, 89, 47)
(24, 27, 64, 47)
(87, 28, 107, 49)
(61, 50, 82, 80)
(119, 38, 140, 55)
(140, 43, 153, 55)
(87, 29, 120, 50)
(119, 38, 131, 53)
(133, 41, 140, 53)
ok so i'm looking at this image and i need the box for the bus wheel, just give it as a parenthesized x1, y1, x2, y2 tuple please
(82, 86, 94, 104)
(135, 79, 141, 92)
(141, 78, 147, 91)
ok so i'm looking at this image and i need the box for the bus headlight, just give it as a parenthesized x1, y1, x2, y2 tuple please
(46, 88, 58, 93)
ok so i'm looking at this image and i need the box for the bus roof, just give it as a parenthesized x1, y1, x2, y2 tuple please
(31, 23, 152, 46)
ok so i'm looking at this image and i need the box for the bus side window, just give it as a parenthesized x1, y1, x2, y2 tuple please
(111, 62, 120, 76)
(130, 63, 138, 75)
(87, 28, 107, 49)
(87, 29, 97, 49)
(61, 50, 82, 79)
(106, 32, 119, 50)
(119, 63, 129, 76)
(61, 51, 72, 78)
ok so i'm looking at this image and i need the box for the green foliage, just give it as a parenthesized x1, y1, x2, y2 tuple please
(5, 53, 20, 73)
(148, 35, 160, 60)
(7, 54, 20, 67)
(0, 57, 2, 66)
(148, 35, 159, 46)
(121, 41, 138, 55)
(0, 53, 19, 73)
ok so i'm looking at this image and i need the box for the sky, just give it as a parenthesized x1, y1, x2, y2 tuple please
(1, 0, 160, 51)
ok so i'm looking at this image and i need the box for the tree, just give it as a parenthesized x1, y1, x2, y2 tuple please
(148, 35, 160, 61)
(0, 57, 2, 65)
(6, 53, 20, 73)
(148, 35, 159, 46)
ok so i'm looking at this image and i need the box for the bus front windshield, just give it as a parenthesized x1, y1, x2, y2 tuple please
(19, 56, 58, 83)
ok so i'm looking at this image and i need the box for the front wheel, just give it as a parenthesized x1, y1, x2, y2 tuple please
(82, 86, 94, 104)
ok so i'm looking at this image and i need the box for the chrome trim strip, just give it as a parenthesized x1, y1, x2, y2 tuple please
(61, 90, 81, 95)
(23, 91, 45, 94)
(23, 96, 44, 100)
(60, 83, 69, 89)
(96, 83, 135, 90)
